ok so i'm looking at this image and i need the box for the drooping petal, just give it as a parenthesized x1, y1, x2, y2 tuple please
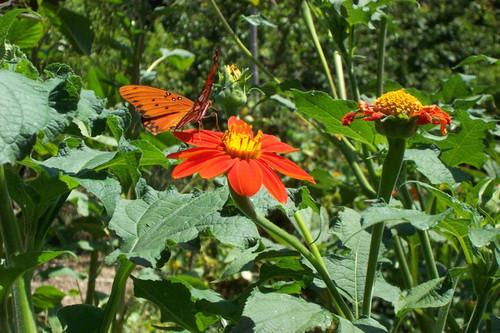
(198, 154, 236, 179)
(167, 147, 221, 160)
(358, 99, 373, 114)
(259, 153, 315, 184)
(227, 158, 263, 197)
(255, 159, 288, 203)
(261, 134, 298, 153)
(341, 112, 358, 126)
(228, 116, 254, 137)
(171, 152, 219, 178)
(363, 111, 385, 122)
(173, 129, 224, 148)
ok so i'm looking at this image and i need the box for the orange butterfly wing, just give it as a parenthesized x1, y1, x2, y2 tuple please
(175, 46, 221, 129)
(119, 85, 194, 134)
(119, 46, 221, 134)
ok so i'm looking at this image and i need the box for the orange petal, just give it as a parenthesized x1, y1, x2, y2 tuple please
(255, 159, 288, 203)
(167, 147, 220, 160)
(341, 112, 357, 126)
(358, 100, 372, 113)
(173, 129, 223, 147)
(261, 134, 298, 153)
(198, 154, 236, 179)
(363, 111, 384, 121)
(259, 153, 315, 184)
(227, 159, 263, 197)
(171, 152, 218, 178)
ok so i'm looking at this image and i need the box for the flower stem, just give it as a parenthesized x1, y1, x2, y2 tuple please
(362, 137, 406, 317)
(230, 187, 354, 321)
(464, 280, 492, 333)
(207, 0, 279, 83)
(294, 211, 327, 271)
(301, 0, 338, 99)
(98, 257, 135, 333)
(0, 165, 37, 333)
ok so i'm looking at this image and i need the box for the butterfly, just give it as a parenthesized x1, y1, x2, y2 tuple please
(119, 46, 221, 134)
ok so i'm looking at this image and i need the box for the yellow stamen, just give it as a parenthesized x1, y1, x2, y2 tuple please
(226, 64, 242, 81)
(222, 123, 263, 159)
(373, 89, 423, 117)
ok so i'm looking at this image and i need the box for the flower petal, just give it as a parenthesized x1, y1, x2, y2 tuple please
(261, 134, 298, 153)
(171, 152, 221, 178)
(358, 99, 373, 114)
(167, 147, 221, 160)
(173, 129, 223, 148)
(259, 153, 315, 184)
(341, 112, 358, 126)
(227, 159, 263, 197)
(363, 111, 384, 122)
(198, 154, 236, 179)
(255, 159, 288, 203)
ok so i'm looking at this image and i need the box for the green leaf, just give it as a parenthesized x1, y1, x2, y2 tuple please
(233, 290, 333, 333)
(33, 285, 66, 311)
(394, 274, 454, 314)
(107, 186, 258, 266)
(132, 139, 171, 169)
(435, 74, 474, 103)
(54, 7, 94, 55)
(133, 277, 208, 332)
(241, 14, 277, 28)
(362, 205, 452, 231)
(454, 54, 499, 68)
(468, 225, 499, 248)
(57, 304, 104, 333)
(39, 140, 117, 176)
(160, 48, 195, 71)
(293, 89, 375, 146)
(7, 16, 43, 49)
(404, 145, 468, 187)
(431, 111, 496, 168)
(0, 251, 69, 302)
(337, 316, 388, 332)
(0, 9, 31, 57)
(0, 70, 80, 164)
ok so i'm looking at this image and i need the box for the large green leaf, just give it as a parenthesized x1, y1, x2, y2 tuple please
(0, 70, 80, 164)
(133, 277, 217, 332)
(7, 16, 43, 49)
(160, 48, 196, 71)
(39, 140, 117, 176)
(232, 290, 333, 333)
(0, 9, 31, 57)
(107, 185, 259, 266)
(293, 89, 375, 146)
(0, 251, 69, 302)
(404, 145, 468, 187)
(33, 285, 66, 311)
(428, 110, 495, 168)
(394, 274, 454, 314)
(52, 7, 94, 55)
(57, 304, 103, 333)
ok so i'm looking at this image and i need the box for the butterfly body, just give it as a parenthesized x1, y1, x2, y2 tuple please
(119, 46, 220, 134)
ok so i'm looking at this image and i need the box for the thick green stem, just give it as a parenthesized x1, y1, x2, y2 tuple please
(230, 187, 354, 321)
(376, 15, 388, 97)
(362, 137, 406, 317)
(301, 0, 338, 99)
(0, 165, 37, 333)
(98, 258, 135, 333)
(1, 297, 10, 333)
(85, 251, 99, 305)
(334, 51, 347, 100)
(417, 230, 439, 279)
(465, 281, 491, 333)
(294, 211, 327, 271)
(208, 0, 279, 83)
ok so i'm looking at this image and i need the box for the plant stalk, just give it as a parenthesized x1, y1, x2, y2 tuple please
(376, 15, 388, 97)
(85, 251, 99, 305)
(0, 165, 37, 332)
(230, 187, 354, 321)
(362, 137, 406, 316)
(301, 0, 338, 99)
(98, 257, 135, 333)
(294, 211, 327, 271)
(464, 280, 492, 333)
(208, 0, 279, 83)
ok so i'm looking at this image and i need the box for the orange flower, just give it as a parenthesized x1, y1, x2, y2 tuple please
(166, 117, 315, 203)
(342, 89, 452, 135)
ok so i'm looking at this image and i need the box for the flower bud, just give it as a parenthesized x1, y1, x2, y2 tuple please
(214, 64, 248, 118)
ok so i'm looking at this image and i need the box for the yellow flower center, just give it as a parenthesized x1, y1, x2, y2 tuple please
(222, 122, 263, 159)
(373, 89, 423, 117)
(226, 64, 242, 81)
